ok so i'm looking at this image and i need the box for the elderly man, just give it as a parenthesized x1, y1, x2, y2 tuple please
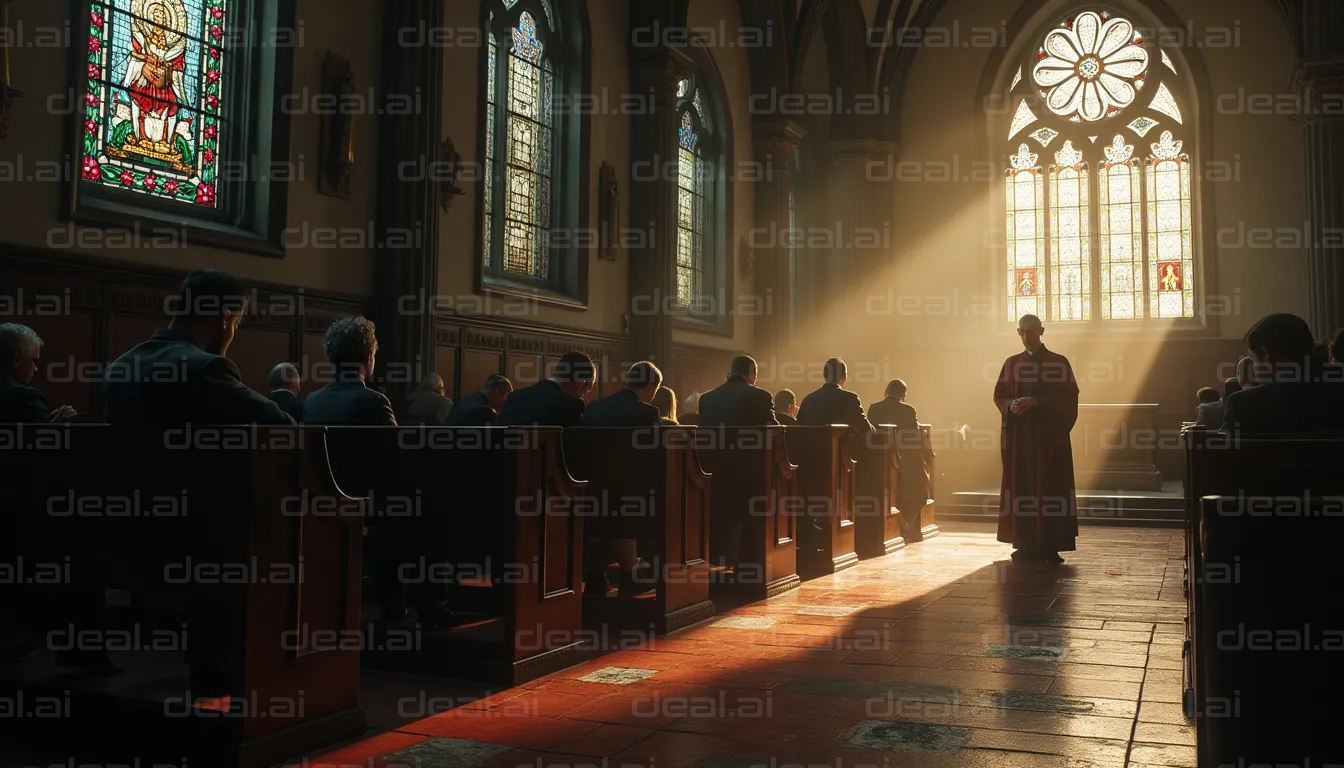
(498, 351, 595, 427)
(0, 324, 77, 423)
(267, 362, 304, 422)
(447, 374, 513, 426)
(102, 269, 293, 425)
(302, 317, 398, 426)
(994, 314, 1079, 564)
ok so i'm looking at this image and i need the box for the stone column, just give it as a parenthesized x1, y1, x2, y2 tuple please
(753, 120, 805, 357)
(826, 139, 899, 304)
(1296, 5, 1344, 337)
(371, 0, 444, 404)
(626, 46, 693, 366)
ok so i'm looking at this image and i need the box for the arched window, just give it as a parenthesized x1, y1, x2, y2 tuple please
(674, 74, 718, 309)
(480, 0, 587, 300)
(1004, 8, 1196, 322)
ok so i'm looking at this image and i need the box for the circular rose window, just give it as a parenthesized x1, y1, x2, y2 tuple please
(1032, 10, 1149, 122)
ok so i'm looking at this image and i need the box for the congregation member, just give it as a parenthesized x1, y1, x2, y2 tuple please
(584, 361, 662, 426)
(1236, 355, 1259, 391)
(0, 324, 77, 423)
(994, 314, 1079, 564)
(1224, 376, 1241, 400)
(698, 355, 777, 426)
(774, 389, 799, 425)
(267, 362, 304, 422)
(498, 351, 594, 427)
(1223, 313, 1344, 433)
(102, 269, 293, 425)
(868, 379, 930, 522)
(302, 317, 397, 426)
(1192, 387, 1225, 430)
(797, 358, 875, 435)
(446, 374, 513, 426)
(399, 374, 453, 425)
(652, 386, 679, 425)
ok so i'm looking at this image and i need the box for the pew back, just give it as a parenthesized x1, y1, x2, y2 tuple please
(854, 426, 904, 558)
(787, 426, 859, 579)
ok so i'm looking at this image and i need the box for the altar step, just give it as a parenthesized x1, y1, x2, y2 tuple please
(940, 481, 1185, 527)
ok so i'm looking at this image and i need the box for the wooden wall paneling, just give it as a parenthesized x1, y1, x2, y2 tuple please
(233, 327, 294, 395)
(14, 310, 98, 415)
(461, 348, 504, 398)
(435, 325, 462, 400)
(300, 333, 328, 396)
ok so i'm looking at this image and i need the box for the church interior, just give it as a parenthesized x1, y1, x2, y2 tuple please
(1, 0, 1342, 765)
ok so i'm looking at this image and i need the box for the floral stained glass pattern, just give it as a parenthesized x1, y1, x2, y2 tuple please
(1005, 144, 1045, 322)
(677, 111, 707, 308)
(1032, 10, 1149, 122)
(1098, 135, 1144, 319)
(495, 11, 553, 279)
(1009, 100, 1038, 139)
(1048, 141, 1090, 321)
(1030, 127, 1060, 147)
(84, 0, 227, 207)
(1127, 116, 1157, 137)
(1147, 131, 1194, 318)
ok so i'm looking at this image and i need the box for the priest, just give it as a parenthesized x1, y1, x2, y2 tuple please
(993, 314, 1079, 563)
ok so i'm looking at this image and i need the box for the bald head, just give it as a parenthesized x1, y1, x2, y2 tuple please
(269, 362, 301, 394)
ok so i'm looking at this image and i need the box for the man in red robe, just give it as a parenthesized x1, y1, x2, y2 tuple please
(994, 314, 1079, 563)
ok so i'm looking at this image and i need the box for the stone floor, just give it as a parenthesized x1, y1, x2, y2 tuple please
(296, 522, 1193, 768)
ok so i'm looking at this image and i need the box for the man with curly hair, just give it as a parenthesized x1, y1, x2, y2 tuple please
(302, 316, 397, 426)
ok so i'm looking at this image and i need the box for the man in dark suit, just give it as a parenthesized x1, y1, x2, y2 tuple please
(302, 317, 398, 426)
(797, 358, 875, 435)
(447, 374, 513, 426)
(498, 351, 594, 427)
(868, 379, 930, 536)
(102, 269, 293, 425)
(1224, 313, 1344, 433)
(584, 361, 662, 427)
(698, 356, 777, 426)
(267, 362, 304, 422)
(775, 389, 799, 425)
(0, 324, 77, 423)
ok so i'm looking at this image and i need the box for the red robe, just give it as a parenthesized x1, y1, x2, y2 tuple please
(993, 346, 1079, 551)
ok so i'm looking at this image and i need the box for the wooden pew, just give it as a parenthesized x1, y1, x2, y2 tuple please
(1183, 431, 1344, 764)
(908, 423, 940, 542)
(0, 424, 365, 768)
(853, 426, 905, 559)
(787, 426, 859, 579)
(697, 426, 801, 602)
(1196, 493, 1344, 765)
(564, 427, 714, 633)
(322, 426, 586, 686)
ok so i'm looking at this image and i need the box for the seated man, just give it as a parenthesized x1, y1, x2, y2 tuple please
(1224, 313, 1344, 433)
(698, 356, 777, 426)
(1192, 386, 1224, 429)
(302, 317, 398, 426)
(399, 374, 453, 426)
(584, 361, 662, 427)
(498, 351, 594, 427)
(797, 357, 875, 435)
(447, 374, 513, 426)
(267, 362, 304, 422)
(867, 378, 930, 525)
(774, 389, 799, 425)
(103, 269, 293, 425)
(0, 323, 77, 423)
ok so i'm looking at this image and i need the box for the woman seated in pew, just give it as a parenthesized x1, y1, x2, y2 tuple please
(652, 386, 679, 426)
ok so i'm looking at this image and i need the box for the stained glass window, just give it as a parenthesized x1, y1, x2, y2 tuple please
(674, 74, 716, 310)
(483, 9, 555, 280)
(1098, 135, 1144, 319)
(1147, 131, 1194, 319)
(1048, 141, 1090, 321)
(1004, 9, 1198, 324)
(83, 0, 227, 207)
(1006, 145, 1045, 322)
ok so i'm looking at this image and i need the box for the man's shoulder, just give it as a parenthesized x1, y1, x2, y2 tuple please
(0, 379, 44, 404)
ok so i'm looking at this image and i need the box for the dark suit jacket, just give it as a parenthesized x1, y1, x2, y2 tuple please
(1222, 381, 1344, 434)
(0, 375, 52, 423)
(102, 328, 293, 425)
(302, 378, 398, 426)
(399, 393, 453, 426)
(777, 412, 799, 426)
(797, 383, 875, 434)
(268, 390, 304, 423)
(583, 387, 661, 427)
(697, 376, 777, 426)
(1193, 400, 1225, 430)
(446, 391, 498, 426)
(498, 379, 585, 427)
(867, 396, 929, 504)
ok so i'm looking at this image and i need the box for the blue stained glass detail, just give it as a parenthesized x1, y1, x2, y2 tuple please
(511, 11, 543, 65)
(679, 112, 698, 150)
